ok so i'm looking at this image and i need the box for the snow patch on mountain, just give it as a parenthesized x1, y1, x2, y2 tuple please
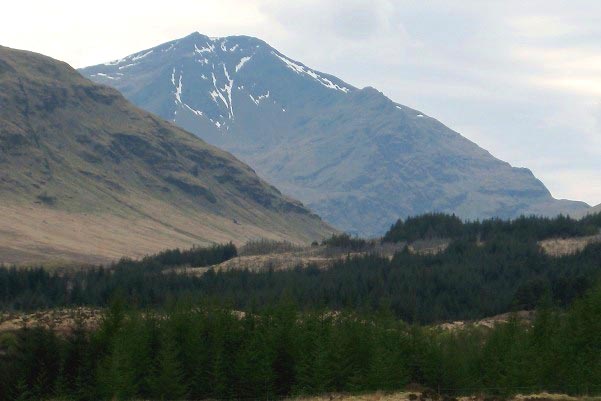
(175, 74, 183, 103)
(211, 73, 229, 112)
(236, 56, 251, 72)
(271, 51, 350, 93)
(92, 72, 119, 80)
(118, 63, 138, 70)
(195, 43, 214, 54)
(170, 68, 185, 111)
(184, 104, 203, 116)
(222, 64, 234, 118)
(104, 49, 153, 67)
(210, 90, 220, 104)
(132, 50, 153, 61)
(250, 91, 270, 105)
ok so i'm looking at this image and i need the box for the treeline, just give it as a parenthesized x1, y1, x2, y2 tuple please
(3, 285, 601, 401)
(116, 242, 237, 272)
(383, 213, 601, 243)
(240, 239, 304, 256)
(0, 243, 237, 311)
(1, 213, 600, 321)
(321, 233, 368, 251)
(2, 239, 601, 323)
(199, 240, 601, 323)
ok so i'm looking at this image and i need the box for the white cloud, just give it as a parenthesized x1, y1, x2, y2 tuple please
(508, 15, 578, 39)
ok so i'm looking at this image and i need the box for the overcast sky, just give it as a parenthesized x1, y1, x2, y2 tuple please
(3, 0, 600, 206)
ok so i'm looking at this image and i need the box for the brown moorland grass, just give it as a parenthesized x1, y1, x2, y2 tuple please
(538, 234, 601, 257)
(0, 200, 331, 266)
(0, 307, 101, 335)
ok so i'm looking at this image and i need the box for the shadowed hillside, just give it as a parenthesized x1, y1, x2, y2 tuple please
(0, 46, 333, 264)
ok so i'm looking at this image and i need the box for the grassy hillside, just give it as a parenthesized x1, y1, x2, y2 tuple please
(0, 46, 333, 264)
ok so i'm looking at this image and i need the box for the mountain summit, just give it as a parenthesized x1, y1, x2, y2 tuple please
(81, 32, 589, 235)
(0, 45, 332, 264)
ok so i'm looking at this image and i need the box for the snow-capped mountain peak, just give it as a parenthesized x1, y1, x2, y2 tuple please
(80, 33, 588, 236)
(85, 32, 354, 131)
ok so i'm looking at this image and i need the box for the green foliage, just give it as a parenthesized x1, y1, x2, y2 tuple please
(321, 233, 367, 251)
(384, 213, 464, 242)
(148, 332, 187, 400)
(383, 213, 600, 243)
(2, 234, 601, 324)
(0, 243, 238, 310)
(240, 239, 303, 256)
(118, 242, 238, 272)
(0, 212, 595, 400)
(3, 289, 601, 400)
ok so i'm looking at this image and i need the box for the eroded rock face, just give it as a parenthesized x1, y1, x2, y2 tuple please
(81, 32, 589, 236)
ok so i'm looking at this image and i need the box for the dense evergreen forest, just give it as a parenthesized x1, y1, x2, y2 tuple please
(1, 214, 600, 323)
(383, 213, 601, 243)
(1, 213, 601, 400)
(2, 286, 601, 401)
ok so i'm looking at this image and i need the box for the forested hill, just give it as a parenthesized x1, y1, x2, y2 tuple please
(2, 213, 601, 323)
(382, 212, 601, 243)
(3, 290, 601, 401)
(2, 213, 601, 401)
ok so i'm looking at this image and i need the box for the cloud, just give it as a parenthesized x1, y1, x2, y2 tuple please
(262, 0, 400, 40)
(508, 15, 579, 39)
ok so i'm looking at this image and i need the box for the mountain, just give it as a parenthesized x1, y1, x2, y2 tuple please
(0, 45, 332, 264)
(81, 32, 589, 236)
(576, 203, 601, 218)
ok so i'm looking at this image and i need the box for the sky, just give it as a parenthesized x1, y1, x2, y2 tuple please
(2, 0, 600, 206)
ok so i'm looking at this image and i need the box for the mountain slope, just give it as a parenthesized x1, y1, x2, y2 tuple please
(0, 45, 332, 264)
(576, 203, 601, 218)
(81, 32, 589, 236)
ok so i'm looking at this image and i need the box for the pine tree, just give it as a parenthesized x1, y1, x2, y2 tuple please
(368, 323, 410, 391)
(293, 313, 334, 395)
(99, 338, 136, 400)
(528, 292, 560, 389)
(12, 378, 33, 401)
(234, 316, 274, 398)
(149, 331, 188, 400)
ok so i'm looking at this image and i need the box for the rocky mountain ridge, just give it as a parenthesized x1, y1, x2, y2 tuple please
(81, 32, 589, 235)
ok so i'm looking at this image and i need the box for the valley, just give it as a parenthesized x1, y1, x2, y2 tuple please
(1, 9, 600, 401)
